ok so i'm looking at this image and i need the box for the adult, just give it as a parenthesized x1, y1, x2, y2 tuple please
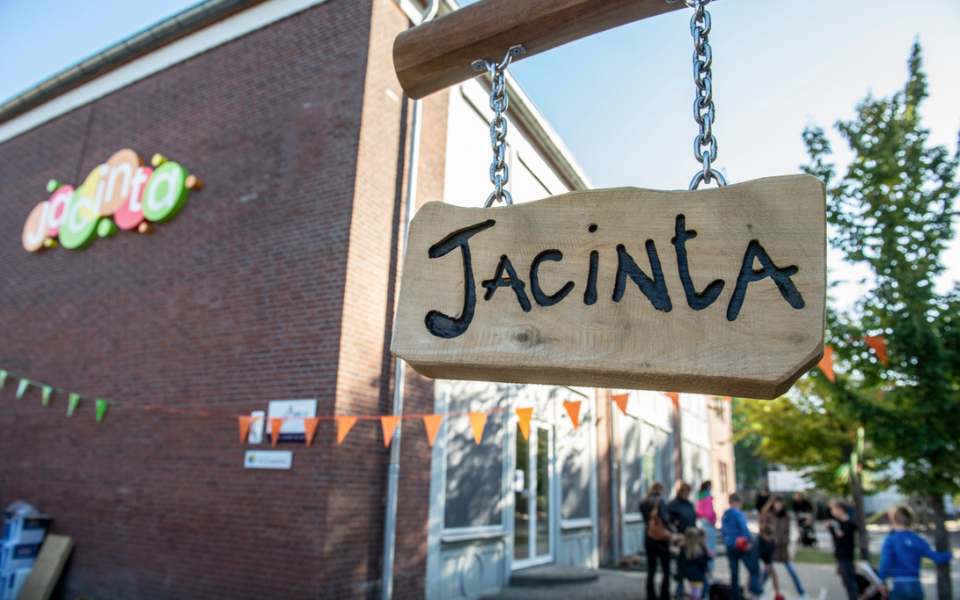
(761, 495, 806, 597)
(640, 482, 671, 600)
(695, 481, 717, 572)
(666, 482, 698, 537)
(666, 482, 697, 599)
(793, 491, 816, 547)
(828, 500, 858, 600)
(756, 486, 771, 513)
(792, 492, 813, 516)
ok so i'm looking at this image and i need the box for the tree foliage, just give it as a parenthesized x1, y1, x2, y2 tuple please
(731, 397, 770, 491)
(802, 42, 960, 499)
(735, 371, 887, 497)
(802, 41, 959, 598)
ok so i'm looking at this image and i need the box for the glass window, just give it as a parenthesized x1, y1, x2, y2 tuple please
(444, 413, 504, 529)
(641, 423, 656, 495)
(658, 429, 674, 493)
(561, 421, 590, 521)
(622, 416, 642, 514)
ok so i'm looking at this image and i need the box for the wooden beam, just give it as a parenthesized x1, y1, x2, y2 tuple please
(394, 0, 687, 99)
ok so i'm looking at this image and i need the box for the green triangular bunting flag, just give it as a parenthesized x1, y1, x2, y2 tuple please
(67, 393, 81, 417)
(41, 386, 53, 406)
(0, 369, 7, 388)
(95, 399, 109, 422)
(15, 379, 30, 399)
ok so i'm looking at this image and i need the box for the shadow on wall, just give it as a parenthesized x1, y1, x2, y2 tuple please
(442, 381, 512, 529)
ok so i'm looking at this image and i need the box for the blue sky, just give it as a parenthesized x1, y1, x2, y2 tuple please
(2, 0, 959, 304)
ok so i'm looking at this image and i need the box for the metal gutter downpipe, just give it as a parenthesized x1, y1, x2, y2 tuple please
(381, 2, 438, 598)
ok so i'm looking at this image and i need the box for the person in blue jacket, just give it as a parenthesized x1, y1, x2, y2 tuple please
(722, 493, 763, 600)
(878, 505, 952, 600)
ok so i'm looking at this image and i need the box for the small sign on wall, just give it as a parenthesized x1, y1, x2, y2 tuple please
(21, 149, 200, 252)
(244, 451, 293, 470)
(266, 400, 317, 443)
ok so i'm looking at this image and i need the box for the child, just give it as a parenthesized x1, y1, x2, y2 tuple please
(755, 520, 781, 599)
(696, 481, 718, 572)
(721, 493, 762, 600)
(878, 505, 952, 600)
(680, 527, 711, 600)
(764, 495, 807, 597)
(828, 500, 858, 600)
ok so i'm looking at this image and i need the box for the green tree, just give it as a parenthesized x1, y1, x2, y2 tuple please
(735, 309, 889, 561)
(736, 381, 885, 495)
(803, 42, 960, 600)
(731, 396, 770, 492)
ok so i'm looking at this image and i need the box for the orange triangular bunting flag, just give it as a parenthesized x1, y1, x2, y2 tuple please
(270, 418, 284, 447)
(468, 412, 487, 445)
(864, 336, 888, 365)
(819, 345, 835, 383)
(564, 401, 582, 430)
(612, 394, 629, 416)
(423, 414, 444, 447)
(303, 417, 320, 447)
(337, 416, 358, 444)
(238, 416, 252, 444)
(381, 416, 401, 447)
(723, 396, 732, 403)
(666, 392, 680, 408)
(516, 407, 533, 441)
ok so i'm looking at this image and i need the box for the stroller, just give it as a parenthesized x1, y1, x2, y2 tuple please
(797, 512, 817, 547)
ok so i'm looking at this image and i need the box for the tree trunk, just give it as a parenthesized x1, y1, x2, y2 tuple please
(930, 495, 953, 600)
(850, 468, 869, 562)
(841, 443, 871, 562)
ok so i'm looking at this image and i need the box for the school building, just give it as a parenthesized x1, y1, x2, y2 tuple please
(0, 0, 735, 598)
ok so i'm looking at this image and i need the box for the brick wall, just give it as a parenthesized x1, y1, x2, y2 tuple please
(0, 0, 444, 597)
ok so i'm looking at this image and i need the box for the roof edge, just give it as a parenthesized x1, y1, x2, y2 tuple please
(1, 0, 592, 192)
(0, 0, 265, 126)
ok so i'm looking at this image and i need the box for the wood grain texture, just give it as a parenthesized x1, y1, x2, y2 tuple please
(18, 534, 74, 600)
(391, 174, 826, 399)
(393, 0, 687, 99)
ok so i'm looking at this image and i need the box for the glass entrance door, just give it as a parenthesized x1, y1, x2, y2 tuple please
(513, 423, 552, 568)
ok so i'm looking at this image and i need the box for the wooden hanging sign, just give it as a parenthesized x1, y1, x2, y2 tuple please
(391, 174, 826, 399)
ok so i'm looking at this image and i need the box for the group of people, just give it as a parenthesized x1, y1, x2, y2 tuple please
(641, 483, 952, 600)
(826, 500, 953, 600)
(640, 481, 704, 600)
(642, 481, 805, 600)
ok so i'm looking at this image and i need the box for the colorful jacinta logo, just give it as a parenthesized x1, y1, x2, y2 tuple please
(22, 149, 200, 252)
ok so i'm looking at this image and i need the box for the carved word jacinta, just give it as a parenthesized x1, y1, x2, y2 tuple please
(425, 214, 805, 339)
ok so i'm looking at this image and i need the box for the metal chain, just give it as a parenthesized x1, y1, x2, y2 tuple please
(472, 45, 525, 207)
(687, 0, 725, 190)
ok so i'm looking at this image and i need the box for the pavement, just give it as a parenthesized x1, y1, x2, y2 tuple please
(480, 517, 960, 600)
(481, 560, 950, 600)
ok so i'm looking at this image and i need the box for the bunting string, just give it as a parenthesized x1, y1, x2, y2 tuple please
(0, 365, 620, 449)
